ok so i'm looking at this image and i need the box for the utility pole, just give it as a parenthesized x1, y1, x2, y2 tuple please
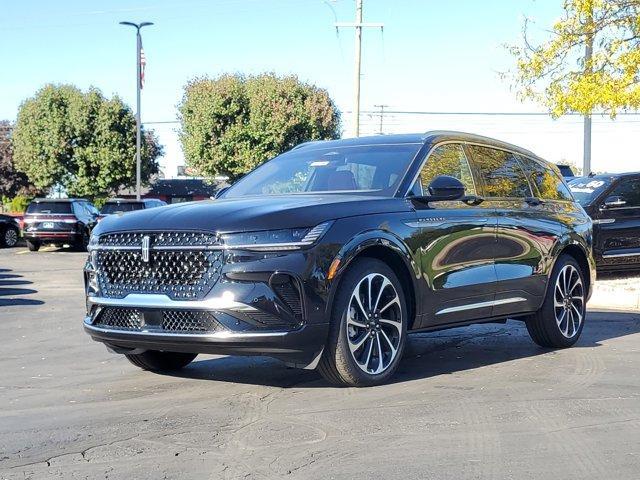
(583, 9, 594, 175)
(120, 21, 153, 200)
(335, 0, 383, 137)
(374, 104, 388, 134)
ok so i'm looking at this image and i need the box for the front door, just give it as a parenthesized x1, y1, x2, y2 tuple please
(409, 143, 497, 328)
(593, 177, 640, 266)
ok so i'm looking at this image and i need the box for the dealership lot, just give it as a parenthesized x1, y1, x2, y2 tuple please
(1, 248, 639, 480)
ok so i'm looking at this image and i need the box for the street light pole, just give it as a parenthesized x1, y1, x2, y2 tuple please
(119, 21, 153, 200)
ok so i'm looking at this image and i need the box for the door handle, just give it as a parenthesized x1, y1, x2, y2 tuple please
(525, 197, 544, 206)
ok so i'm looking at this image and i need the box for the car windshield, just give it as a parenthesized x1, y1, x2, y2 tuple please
(568, 177, 613, 206)
(101, 202, 144, 214)
(223, 143, 422, 198)
(26, 202, 73, 214)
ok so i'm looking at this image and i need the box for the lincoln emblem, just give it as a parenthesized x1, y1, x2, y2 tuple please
(141, 235, 151, 263)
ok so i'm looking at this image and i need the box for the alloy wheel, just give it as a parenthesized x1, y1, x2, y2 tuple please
(5, 228, 18, 247)
(346, 273, 402, 375)
(553, 264, 584, 338)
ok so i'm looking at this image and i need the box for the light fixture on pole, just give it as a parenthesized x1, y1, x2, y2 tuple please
(119, 21, 154, 200)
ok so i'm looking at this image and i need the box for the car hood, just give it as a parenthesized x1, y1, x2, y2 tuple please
(93, 195, 412, 235)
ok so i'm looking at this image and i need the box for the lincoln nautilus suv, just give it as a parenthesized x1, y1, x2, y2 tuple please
(83, 131, 595, 386)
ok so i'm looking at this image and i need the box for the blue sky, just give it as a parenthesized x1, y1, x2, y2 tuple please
(1, 0, 637, 176)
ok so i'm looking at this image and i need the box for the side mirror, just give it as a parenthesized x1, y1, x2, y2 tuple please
(411, 175, 465, 204)
(214, 186, 230, 199)
(603, 195, 626, 209)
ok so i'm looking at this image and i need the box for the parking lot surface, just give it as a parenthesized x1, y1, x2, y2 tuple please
(1, 247, 639, 479)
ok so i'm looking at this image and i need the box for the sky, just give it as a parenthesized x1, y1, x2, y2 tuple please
(1, 0, 639, 178)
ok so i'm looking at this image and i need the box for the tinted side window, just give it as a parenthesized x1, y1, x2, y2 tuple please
(413, 144, 476, 196)
(468, 146, 532, 198)
(518, 156, 573, 201)
(610, 178, 640, 207)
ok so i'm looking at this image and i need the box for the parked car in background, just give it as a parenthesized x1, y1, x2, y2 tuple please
(0, 214, 20, 248)
(23, 199, 98, 252)
(569, 173, 640, 271)
(557, 164, 575, 178)
(83, 132, 595, 387)
(98, 198, 167, 221)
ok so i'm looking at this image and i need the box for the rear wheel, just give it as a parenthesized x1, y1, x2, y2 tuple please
(318, 258, 407, 387)
(1, 226, 19, 248)
(26, 240, 40, 252)
(526, 254, 586, 348)
(125, 350, 197, 371)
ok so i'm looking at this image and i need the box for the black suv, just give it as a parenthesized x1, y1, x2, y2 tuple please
(569, 173, 640, 271)
(0, 214, 20, 248)
(23, 199, 98, 251)
(98, 198, 167, 222)
(84, 132, 595, 386)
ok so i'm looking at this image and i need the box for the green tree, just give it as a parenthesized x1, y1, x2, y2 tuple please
(178, 73, 341, 180)
(0, 120, 39, 198)
(508, 0, 640, 117)
(13, 84, 163, 198)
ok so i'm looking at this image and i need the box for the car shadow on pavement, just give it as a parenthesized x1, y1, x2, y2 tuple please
(163, 312, 640, 388)
(0, 268, 44, 307)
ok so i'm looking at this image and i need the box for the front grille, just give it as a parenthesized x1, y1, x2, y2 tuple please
(162, 310, 222, 332)
(95, 307, 223, 334)
(95, 232, 224, 300)
(96, 307, 142, 330)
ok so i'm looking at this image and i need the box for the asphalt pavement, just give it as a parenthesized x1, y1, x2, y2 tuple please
(1, 247, 639, 479)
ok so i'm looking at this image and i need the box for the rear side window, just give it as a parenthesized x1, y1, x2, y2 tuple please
(609, 178, 640, 208)
(412, 143, 476, 196)
(468, 146, 532, 198)
(518, 156, 573, 201)
(26, 202, 72, 214)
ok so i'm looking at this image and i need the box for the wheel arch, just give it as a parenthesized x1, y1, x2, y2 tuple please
(326, 231, 420, 330)
(550, 240, 594, 301)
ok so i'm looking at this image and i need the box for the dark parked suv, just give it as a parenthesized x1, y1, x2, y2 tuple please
(84, 132, 595, 386)
(24, 199, 98, 251)
(569, 172, 640, 271)
(0, 214, 20, 248)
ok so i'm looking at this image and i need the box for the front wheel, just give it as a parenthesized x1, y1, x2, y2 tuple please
(526, 254, 586, 348)
(125, 351, 197, 371)
(1, 226, 19, 248)
(318, 258, 407, 387)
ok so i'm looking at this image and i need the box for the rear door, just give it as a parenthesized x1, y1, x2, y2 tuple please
(594, 176, 640, 265)
(409, 143, 498, 327)
(467, 146, 566, 317)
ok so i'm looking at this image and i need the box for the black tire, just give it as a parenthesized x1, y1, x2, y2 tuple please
(526, 254, 586, 348)
(73, 229, 90, 252)
(1, 226, 19, 248)
(318, 258, 408, 387)
(26, 240, 40, 252)
(125, 350, 197, 372)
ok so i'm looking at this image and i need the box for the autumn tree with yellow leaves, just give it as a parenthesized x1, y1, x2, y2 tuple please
(509, 0, 640, 118)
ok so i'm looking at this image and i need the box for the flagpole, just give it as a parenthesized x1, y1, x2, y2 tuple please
(119, 21, 154, 200)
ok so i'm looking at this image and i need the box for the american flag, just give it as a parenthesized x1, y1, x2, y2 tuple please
(140, 44, 146, 89)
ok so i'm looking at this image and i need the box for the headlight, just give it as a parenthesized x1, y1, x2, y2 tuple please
(221, 221, 332, 251)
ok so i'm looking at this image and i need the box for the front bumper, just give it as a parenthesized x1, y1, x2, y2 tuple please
(83, 245, 335, 368)
(84, 317, 328, 368)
